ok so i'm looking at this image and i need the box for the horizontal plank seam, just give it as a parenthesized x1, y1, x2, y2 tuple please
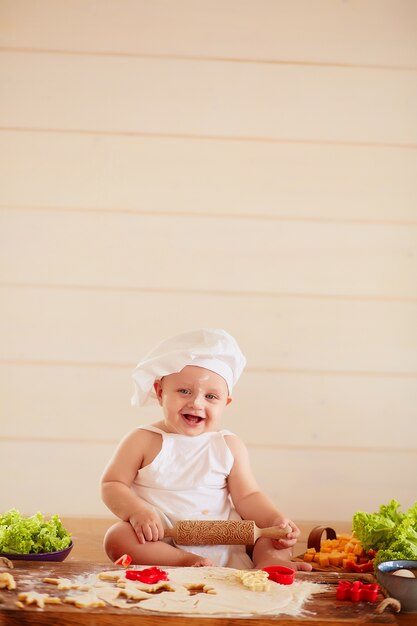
(1, 126, 416, 150)
(1, 46, 416, 72)
(0, 435, 415, 454)
(1, 282, 416, 304)
(1, 359, 417, 379)
(2, 204, 417, 227)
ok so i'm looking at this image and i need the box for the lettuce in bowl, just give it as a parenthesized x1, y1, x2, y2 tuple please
(0, 508, 72, 554)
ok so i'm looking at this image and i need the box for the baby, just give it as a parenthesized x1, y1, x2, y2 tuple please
(101, 328, 312, 571)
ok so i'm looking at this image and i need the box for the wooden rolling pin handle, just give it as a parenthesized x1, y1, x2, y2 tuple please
(255, 525, 292, 541)
(163, 527, 176, 539)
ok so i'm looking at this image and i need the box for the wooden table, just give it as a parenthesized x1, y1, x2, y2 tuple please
(0, 561, 399, 626)
(0, 518, 414, 625)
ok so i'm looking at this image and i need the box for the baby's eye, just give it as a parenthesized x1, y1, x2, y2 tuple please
(205, 393, 217, 400)
(178, 388, 190, 395)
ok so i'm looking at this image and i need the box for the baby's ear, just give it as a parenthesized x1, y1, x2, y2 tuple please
(154, 379, 163, 404)
(226, 396, 233, 406)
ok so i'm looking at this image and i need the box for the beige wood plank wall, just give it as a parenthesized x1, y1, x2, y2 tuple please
(0, 0, 416, 524)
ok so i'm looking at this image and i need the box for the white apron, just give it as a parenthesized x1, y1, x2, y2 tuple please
(131, 425, 253, 568)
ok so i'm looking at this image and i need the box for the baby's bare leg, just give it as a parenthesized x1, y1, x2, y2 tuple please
(251, 537, 312, 572)
(104, 521, 213, 567)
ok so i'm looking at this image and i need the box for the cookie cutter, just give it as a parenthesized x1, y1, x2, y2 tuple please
(125, 566, 169, 583)
(336, 579, 379, 602)
(262, 565, 295, 585)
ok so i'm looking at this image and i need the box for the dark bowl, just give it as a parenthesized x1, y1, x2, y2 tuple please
(376, 559, 417, 613)
(0, 541, 73, 562)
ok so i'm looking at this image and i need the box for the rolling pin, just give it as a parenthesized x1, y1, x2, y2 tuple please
(163, 520, 291, 545)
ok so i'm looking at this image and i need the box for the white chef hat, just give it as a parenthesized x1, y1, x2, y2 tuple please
(131, 328, 246, 406)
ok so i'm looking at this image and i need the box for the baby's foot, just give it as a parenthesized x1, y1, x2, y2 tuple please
(181, 552, 214, 567)
(285, 560, 312, 572)
(255, 559, 312, 572)
(192, 557, 213, 567)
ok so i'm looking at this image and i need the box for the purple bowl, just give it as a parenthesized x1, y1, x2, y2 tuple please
(0, 541, 73, 562)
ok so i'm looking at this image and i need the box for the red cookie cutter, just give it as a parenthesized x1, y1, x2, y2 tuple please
(336, 579, 379, 603)
(125, 566, 169, 584)
(262, 566, 295, 585)
(114, 553, 132, 568)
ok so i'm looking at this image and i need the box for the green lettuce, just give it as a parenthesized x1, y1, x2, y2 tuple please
(353, 500, 417, 568)
(0, 508, 71, 554)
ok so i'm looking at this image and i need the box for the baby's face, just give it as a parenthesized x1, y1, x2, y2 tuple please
(154, 365, 232, 436)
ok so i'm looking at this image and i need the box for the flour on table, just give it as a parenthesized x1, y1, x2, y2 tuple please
(63, 591, 106, 608)
(43, 576, 90, 591)
(43, 567, 325, 616)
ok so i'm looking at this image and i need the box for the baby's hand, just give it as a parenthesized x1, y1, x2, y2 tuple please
(129, 509, 164, 544)
(271, 518, 300, 550)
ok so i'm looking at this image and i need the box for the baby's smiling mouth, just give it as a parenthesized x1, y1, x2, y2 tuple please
(182, 413, 204, 424)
